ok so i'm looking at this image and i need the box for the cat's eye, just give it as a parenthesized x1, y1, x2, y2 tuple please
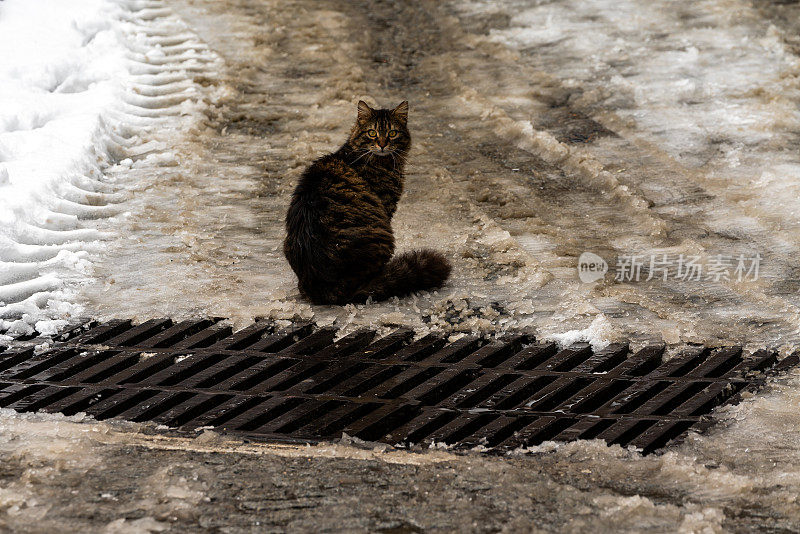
(388, 130, 398, 138)
(367, 129, 377, 138)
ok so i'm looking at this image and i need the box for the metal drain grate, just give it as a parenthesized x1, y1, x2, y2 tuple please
(1, 319, 796, 454)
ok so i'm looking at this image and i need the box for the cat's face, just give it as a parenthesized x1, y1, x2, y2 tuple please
(348, 100, 410, 157)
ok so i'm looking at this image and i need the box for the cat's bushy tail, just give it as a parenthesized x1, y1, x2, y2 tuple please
(357, 249, 451, 301)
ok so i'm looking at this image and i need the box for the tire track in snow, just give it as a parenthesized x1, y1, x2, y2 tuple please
(0, 0, 220, 339)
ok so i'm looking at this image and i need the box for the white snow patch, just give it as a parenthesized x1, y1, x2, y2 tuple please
(546, 314, 614, 350)
(0, 0, 216, 337)
(0, 0, 135, 336)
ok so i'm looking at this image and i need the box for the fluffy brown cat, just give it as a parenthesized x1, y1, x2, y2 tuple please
(283, 100, 451, 305)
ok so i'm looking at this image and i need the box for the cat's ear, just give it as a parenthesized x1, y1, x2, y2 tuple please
(357, 100, 374, 122)
(392, 101, 409, 123)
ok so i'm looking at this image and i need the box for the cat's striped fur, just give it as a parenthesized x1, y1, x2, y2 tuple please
(283, 100, 451, 304)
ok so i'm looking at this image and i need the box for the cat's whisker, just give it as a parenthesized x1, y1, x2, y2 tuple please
(350, 149, 371, 165)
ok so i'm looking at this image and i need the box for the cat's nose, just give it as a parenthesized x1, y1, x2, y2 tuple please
(377, 139, 388, 149)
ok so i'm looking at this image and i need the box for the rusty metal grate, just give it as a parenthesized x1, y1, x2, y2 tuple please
(0, 319, 797, 454)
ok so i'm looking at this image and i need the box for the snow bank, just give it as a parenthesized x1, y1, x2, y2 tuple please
(0, 0, 216, 339)
(0, 0, 132, 338)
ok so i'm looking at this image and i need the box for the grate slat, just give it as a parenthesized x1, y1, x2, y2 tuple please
(412, 336, 484, 365)
(342, 402, 421, 442)
(456, 340, 518, 367)
(257, 398, 342, 434)
(775, 351, 800, 372)
(366, 366, 445, 399)
(558, 378, 635, 414)
(177, 395, 272, 430)
(68, 320, 132, 345)
(3, 349, 81, 381)
(537, 344, 594, 372)
(422, 412, 497, 446)
(359, 328, 415, 360)
(3, 385, 79, 412)
(302, 330, 377, 361)
(596, 418, 655, 445)
(103, 319, 174, 347)
(173, 322, 233, 349)
(456, 414, 528, 448)
(384, 408, 458, 445)
(313, 402, 384, 438)
(246, 322, 314, 352)
(553, 416, 607, 442)
(605, 380, 671, 415)
(522, 376, 592, 411)
(153, 392, 234, 427)
(572, 343, 629, 373)
(135, 319, 220, 349)
(483, 375, 557, 410)
(63, 352, 142, 384)
(112, 390, 195, 422)
(670, 381, 744, 417)
(85, 388, 161, 420)
(388, 334, 448, 362)
(627, 419, 696, 453)
(210, 322, 274, 350)
(50, 387, 122, 416)
(609, 345, 666, 377)
(441, 372, 520, 409)
(0, 320, 795, 454)
(45, 350, 123, 383)
(217, 357, 300, 392)
(511, 343, 559, 370)
(161, 354, 258, 390)
(302, 361, 373, 395)
(687, 347, 743, 378)
(226, 397, 306, 433)
(724, 349, 776, 378)
(406, 367, 483, 406)
(137, 352, 233, 387)
(630, 381, 711, 416)
(0, 348, 41, 375)
(495, 415, 571, 449)
(276, 327, 338, 355)
(328, 363, 409, 397)
(652, 347, 709, 377)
